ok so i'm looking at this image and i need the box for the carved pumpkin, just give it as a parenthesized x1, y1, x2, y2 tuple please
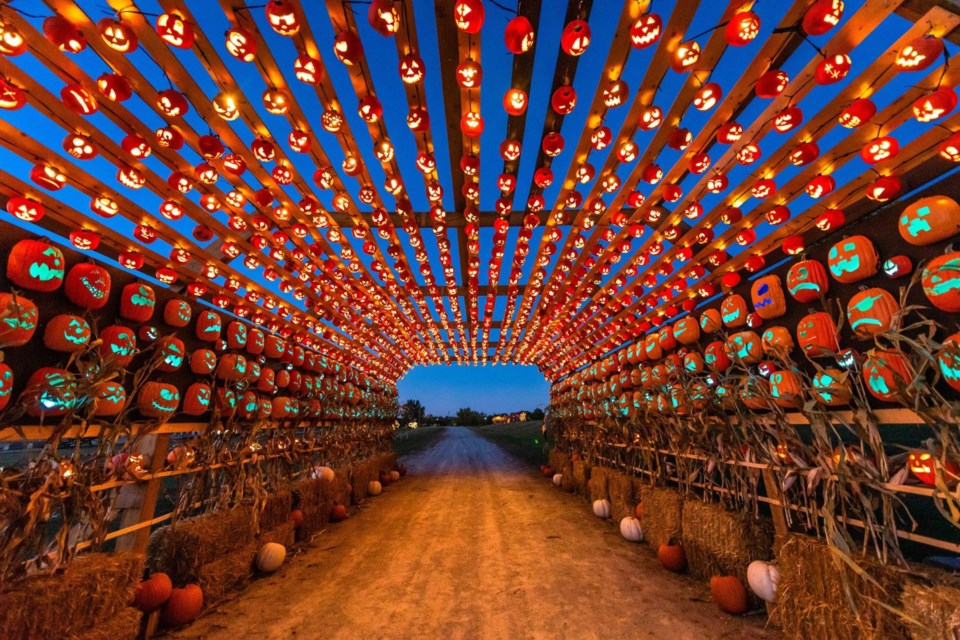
(673, 317, 701, 345)
(862, 349, 912, 402)
(921, 252, 960, 312)
(749, 276, 786, 320)
(265, 0, 300, 36)
(814, 53, 851, 84)
(705, 341, 732, 372)
(770, 369, 804, 408)
(937, 333, 960, 392)
(138, 382, 179, 419)
(190, 349, 217, 375)
(64, 263, 111, 310)
(761, 326, 794, 358)
(155, 337, 185, 373)
(43, 314, 91, 352)
(895, 36, 944, 72)
(22, 368, 77, 417)
(786, 260, 829, 302)
(504, 16, 535, 54)
(195, 310, 222, 342)
(265, 334, 286, 359)
(796, 312, 839, 356)
(827, 235, 879, 284)
(803, 0, 843, 35)
(119, 283, 156, 323)
(182, 382, 212, 416)
(700, 308, 722, 333)
(756, 69, 788, 98)
(216, 353, 248, 382)
(7, 238, 65, 292)
(720, 294, 748, 328)
(163, 300, 192, 328)
(0, 291, 37, 350)
(908, 451, 960, 487)
(724, 11, 760, 47)
(94, 381, 126, 417)
(846, 288, 899, 338)
(898, 196, 960, 246)
(813, 368, 851, 406)
(725, 331, 763, 364)
(561, 19, 591, 56)
(225, 321, 248, 350)
(100, 325, 136, 366)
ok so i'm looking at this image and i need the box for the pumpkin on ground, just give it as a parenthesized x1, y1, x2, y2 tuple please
(368, 480, 382, 496)
(619, 516, 643, 542)
(746, 560, 780, 603)
(552, 473, 562, 487)
(133, 572, 173, 612)
(710, 575, 749, 615)
(255, 542, 286, 573)
(658, 543, 688, 572)
(330, 503, 348, 521)
(160, 584, 203, 627)
(389, 470, 400, 482)
(312, 465, 335, 481)
(592, 498, 611, 518)
(289, 509, 304, 528)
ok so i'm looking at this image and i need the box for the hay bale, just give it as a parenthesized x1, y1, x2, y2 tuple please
(146, 507, 254, 584)
(572, 461, 590, 498)
(588, 466, 611, 503)
(71, 605, 141, 640)
(641, 487, 683, 549)
(376, 452, 398, 473)
(680, 500, 773, 605)
(260, 521, 296, 548)
(293, 468, 350, 539)
(607, 470, 638, 522)
(775, 533, 907, 640)
(902, 579, 960, 640)
(350, 458, 379, 504)
(0, 552, 143, 640)
(548, 448, 568, 473)
(197, 544, 254, 607)
(259, 490, 292, 533)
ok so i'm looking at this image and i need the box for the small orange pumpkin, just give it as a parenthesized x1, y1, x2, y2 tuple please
(846, 288, 900, 338)
(160, 584, 203, 628)
(710, 575, 749, 615)
(657, 543, 688, 572)
(750, 275, 786, 320)
(134, 572, 173, 613)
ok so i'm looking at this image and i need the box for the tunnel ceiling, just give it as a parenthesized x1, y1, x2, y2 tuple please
(0, 0, 956, 384)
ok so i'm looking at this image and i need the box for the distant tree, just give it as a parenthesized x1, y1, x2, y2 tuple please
(529, 408, 544, 421)
(455, 407, 486, 426)
(400, 399, 425, 424)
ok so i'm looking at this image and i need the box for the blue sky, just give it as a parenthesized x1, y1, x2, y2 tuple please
(397, 363, 550, 415)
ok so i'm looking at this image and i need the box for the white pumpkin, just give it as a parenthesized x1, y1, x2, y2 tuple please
(552, 473, 562, 487)
(368, 480, 382, 496)
(747, 560, 780, 603)
(619, 516, 643, 542)
(592, 498, 611, 519)
(312, 465, 335, 482)
(389, 470, 400, 482)
(255, 542, 286, 573)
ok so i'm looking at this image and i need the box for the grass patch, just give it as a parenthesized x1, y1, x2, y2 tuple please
(393, 426, 446, 458)
(470, 421, 549, 467)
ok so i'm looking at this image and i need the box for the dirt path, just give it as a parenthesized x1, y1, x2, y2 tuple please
(167, 428, 780, 640)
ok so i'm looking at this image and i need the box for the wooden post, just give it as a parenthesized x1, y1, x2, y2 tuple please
(133, 433, 170, 554)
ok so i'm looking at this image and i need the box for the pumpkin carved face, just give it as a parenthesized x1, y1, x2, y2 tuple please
(43, 314, 92, 352)
(725, 331, 763, 364)
(750, 276, 786, 320)
(847, 288, 899, 338)
(813, 368, 851, 406)
(0, 292, 39, 348)
(190, 349, 217, 375)
(705, 341, 732, 372)
(156, 337, 185, 372)
(937, 333, 960, 392)
(226, 321, 248, 350)
(216, 353, 248, 381)
(120, 283, 156, 323)
(195, 310, 222, 342)
(827, 236, 878, 284)
(100, 325, 136, 366)
(22, 368, 78, 417)
(721, 294, 748, 328)
(64, 263, 111, 309)
(7, 239, 65, 292)
(898, 196, 960, 246)
(786, 260, 829, 302)
(183, 382, 212, 416)
(138, 382, 179, 419)
(163, 300, 192, 328)
(673, 317, 701, 345)
(770, 370, 803, 408)
(94, 382, 126, 417)
(922, 252, 960, 312)
(796, 312, 839, 356)
(862, 350, 911, 402)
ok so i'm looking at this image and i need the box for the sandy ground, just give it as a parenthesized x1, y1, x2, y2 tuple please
(166, 428, 780, 640)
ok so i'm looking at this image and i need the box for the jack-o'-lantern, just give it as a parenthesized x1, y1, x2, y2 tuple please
(725, 11, 760, 46)
(121, 134, 151, 159)
(741, 376, 771, 410)
(262, 88, 290, 114)
(196, 310, 222, 342)
(265, 0, 300, 36)
(827, 235, 879, 284)
(895, 36, 944, 72)
(44, 314, 91, 352)
(156, 12, 194, 48)
(62, 133, 97, 160)
(630, 13, 662, 48)
(673, 317, 700, 345)
(561, 19, 590, 56)
(407, 106, 430, 131)
(725, 331, 763, 364)
(120, 283, 156, 323)
(939, 131, 960, 161)
(898, 196, 960, 246)
(7, 239, 65, 292)
(182, 383, 211, 417)
(93, 382, 125, 417)
(839, 97, 876, 128)
(789, 141, 819, 166)
(65, 263, 111, 310)
(258, 367, 276, 393)
(761, 326, 794, 358)
(453, 0, 484, 33)
(773, 105, 802, 133)
(216, 353, 248, 381)
(671, 40, 700, 73)
(0, 77, 26, 110)
(922, 251, 960, 312)
(737, 143, 761, 164)
(461, 111, 484, 136)
(937, 333, 960, 392)
(862, 349, 912, 402)
(803, 0, 843, 35)
(333, 30, 364, 65)
(504, 16, 535, 54)
(100, 325, 136, 366)
(226, 321, 248, 350)
(908, 450, 960, 486)
(866, 175, 903, 202)
(668, 128, 692, 151)
(456, 59, 483, 89)
(190, 349, 217, 375)
(98, 18, 138, 53)
(225, 26, 256, 61)
(847, 288, 899, 338)
(138, 382, 179, 420)
(156, 337, 186, 372)
(861, 136, 899, 164)
(0, 293, 38, 348)
(163, 300, 192, 328)
(368, 0, 400, 36)
(750, 276, 786, 320)
(6, 195, 43, 222)
(770, 369, 803, 408)
(397, 54, 429, 90)
(806, 175, 835, 198)
(796, 312, 839, 356)
(913, 87, 957, 123)
(721, 294, 748, 328)
(43, 16, 86, 54)
(60, 83, 98, 115)
(212, 92, 240, 120)
(603, 79, 628, 108)
(156, 89, 188, 117)
(810, 368, 851, 406)
(551, 85, 577, 114)
(700, 308, 722, 333)
(756, 69, 789, 98)
(22, 368, 78, 418)
(815, 53, 851, 84)
(883, 255, 913, 279)
(246, 327, 265, 355)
